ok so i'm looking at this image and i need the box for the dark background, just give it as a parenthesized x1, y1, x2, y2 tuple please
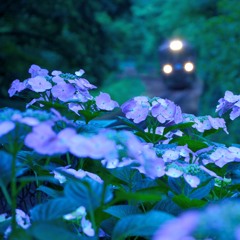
(1, 0, 240, 141)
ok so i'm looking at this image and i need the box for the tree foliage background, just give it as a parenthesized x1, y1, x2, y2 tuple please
(1, 0, 240, 118)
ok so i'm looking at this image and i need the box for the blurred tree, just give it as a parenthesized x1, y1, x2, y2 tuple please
(0, 0, 132, 99)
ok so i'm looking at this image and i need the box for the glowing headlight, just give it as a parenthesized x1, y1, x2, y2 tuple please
(163, 64, 173, 74)
(169, 40, 183, 51)
(184, 62, 194, 72)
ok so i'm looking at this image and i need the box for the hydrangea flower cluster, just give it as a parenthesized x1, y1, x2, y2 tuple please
(2, 65, 240, 240)
(183, 113, 228, 133)
(121, 96, 183, 125)
(216, 90, 240, 120)
(0, 108, 70, 144)
(8, 64, 119, 119)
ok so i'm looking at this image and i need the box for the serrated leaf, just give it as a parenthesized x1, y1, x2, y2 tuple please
(30, 198, 78, 221)
(112, 211, 174, 240)
(104, 205, 142, 219)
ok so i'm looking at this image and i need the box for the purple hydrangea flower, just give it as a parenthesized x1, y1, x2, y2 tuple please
(0, 121, 15, 137)
(230, 100, 240, 120)
(165, 168, 183, 178)
(88, 134, 117, 159)
(121, 96, 150, 123)
(28, 64, 48, 77)
(183, 174, 200, 188)
(151, 99, 183, 124)
(24, 123, 70, 155)
(153, 211, 199, 240)
(28, 76, 52, 92)
(209, 147, 235, 167)
(53, 166, 103, 184)
(63, 206, 86, 220)
(8, 79, 27, 97)
(208, 116, 228, 134)
(216, 91, 240, 119)
(68, 135, 93, 157)
(81, 216, 95, 237)
(95, 92, 119, 111)
(75, 69, 85, 77)
(51, 82, 75, 102)
(68, 103, 84, 115)
(69, 78, 96, 90)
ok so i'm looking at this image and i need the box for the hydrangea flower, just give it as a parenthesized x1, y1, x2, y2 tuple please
(67, 132, 118, 160)
(68, 77, 96, 90)
(183, 114, 228, 134)
(165, 166, 200, 188)
(24, 123, 75, 155)
(28, 64, 48, 77)
(153, 211, 199, 240)
(51, 82, 75, 102)
(8, 79, 27, 97)
(0, 121, 15, 137)
(63, 206, 95, 237)
(28, 76, 52, 92)
(121, 96, 150, 123)
(151, 99, 183, 124)
(208, 146, 236, 167)
(53, 166, 103, 184)
(95, 92, 119, 111)
(2, 209, 31, 239)
(154, 200, 240, 240)
(216, 90, 240, 120)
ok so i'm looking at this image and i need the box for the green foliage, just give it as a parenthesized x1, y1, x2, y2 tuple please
(111, 211, 174, 240)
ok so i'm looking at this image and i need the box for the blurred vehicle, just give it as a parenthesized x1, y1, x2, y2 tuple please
(157, 39, 203, 114)
(159, 39, 197, 89)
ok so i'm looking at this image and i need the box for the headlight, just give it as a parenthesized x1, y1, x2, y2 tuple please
(184, 62, 194, 72)
(163, 64, 173, 74)
(169, 40, 183, 51)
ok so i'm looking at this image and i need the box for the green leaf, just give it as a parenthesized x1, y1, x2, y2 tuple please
(153, 197, 182, 215)
(170, 135, 209, 152)
(115, 189, 162, 202)
(0, 150, 12, 185)
(117, 116, 144, 132)
(112, 211, 174, 240)
(164, 122, 194, 135)
(172, 194, 207, 209)
(29, 221, 81, 240)
(135, 131, 166, 144)
(30, 198, 78, 221)
(190, 179, 215, 199)
(79, 110, 101, 123)
(64, 178, 112, 211)
(104, 205, 142, 219)
(37, 185, 64, 199)
(109, 167, 142, 191)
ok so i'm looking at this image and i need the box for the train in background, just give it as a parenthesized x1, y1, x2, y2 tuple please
(158, 38, 203, 114)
